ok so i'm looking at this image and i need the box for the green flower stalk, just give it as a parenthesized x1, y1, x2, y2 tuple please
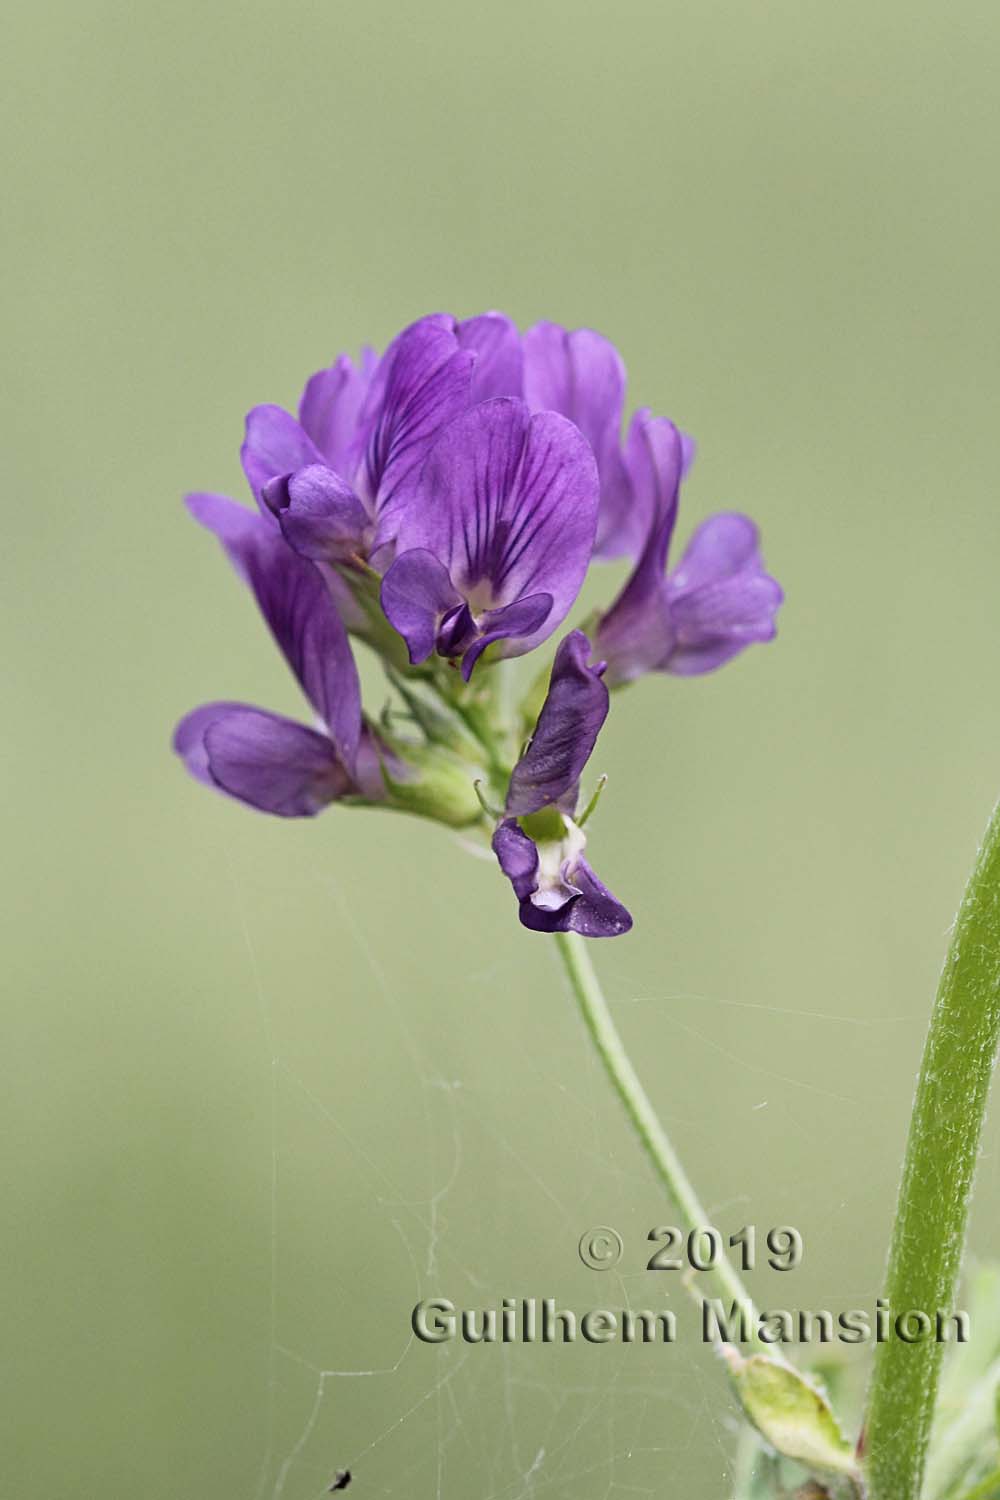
(553, 928, 869, 1496)
(552, 930, 756, 1311)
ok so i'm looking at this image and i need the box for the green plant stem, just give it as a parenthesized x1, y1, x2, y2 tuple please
(553, 929, 756, 1316)
(865, 802, 1000, 1500)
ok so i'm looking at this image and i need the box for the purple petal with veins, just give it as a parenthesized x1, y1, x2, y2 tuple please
(391, 398, 598, 665)
(353, 315, 475, 535)
(185, 493, 361, 769)
(458, 594, 552, 680)
(380, 548, 463, 664)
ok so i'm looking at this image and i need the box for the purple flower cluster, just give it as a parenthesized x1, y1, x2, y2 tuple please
(175, 312, 782, 936)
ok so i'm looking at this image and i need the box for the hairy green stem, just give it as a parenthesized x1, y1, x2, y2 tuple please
(865, 801, 1000, 1500)
(553, 929, 755, 1315)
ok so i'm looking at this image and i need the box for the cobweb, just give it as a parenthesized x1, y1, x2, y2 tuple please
(217, 837, 904, 1500)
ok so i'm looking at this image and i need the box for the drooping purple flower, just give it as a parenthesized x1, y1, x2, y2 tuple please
(172, 495, 382, 816)
(595, 414, 783, 684)
(380, 399, 600, 679)
(491, 631, 631, 937)
(251, 313, 522, 567)
(175, 702, 358, 817)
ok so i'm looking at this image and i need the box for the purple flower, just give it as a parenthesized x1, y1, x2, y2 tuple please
(173, 494, 381, 816)
(250, 313, 522, 566)
(595, 415, 783, 684)
(492, 631, 631, 937)
(380, 398, 600, 679)
(173, 309, 785, 935)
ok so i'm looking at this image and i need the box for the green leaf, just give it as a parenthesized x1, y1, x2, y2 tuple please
(724, 1349, 859, 1483)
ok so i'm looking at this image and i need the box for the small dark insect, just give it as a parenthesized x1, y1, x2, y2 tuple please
(329, 1471, 352, 1492)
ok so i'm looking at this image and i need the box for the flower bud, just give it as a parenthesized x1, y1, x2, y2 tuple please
(380, 747, 485, 829)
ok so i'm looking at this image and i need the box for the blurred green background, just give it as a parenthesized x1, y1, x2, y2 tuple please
(5, 1, 1000, 1494)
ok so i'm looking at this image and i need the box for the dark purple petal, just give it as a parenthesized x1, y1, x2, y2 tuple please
(436, 602, 478, 657)
(298, 350, 376, 472)
(186, 493, 361, 767)
(241, 406, 323, 510)
(263, 465, 370, 562)
(491, 820, 540, 901)
(459, 593, 553, 680)
(515, 858, 632, 938)
(380, 548, 462, 665)
(593, 419, 685, 684)
(506, 630, 609, 817)
(457, 313, 523, 401)
(355, 314, 474, 533)
(202, 707, 348, 816)
(665, 514, 783, 675)
(394, 399, 598, 658)
(492, 815, 632, 937)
